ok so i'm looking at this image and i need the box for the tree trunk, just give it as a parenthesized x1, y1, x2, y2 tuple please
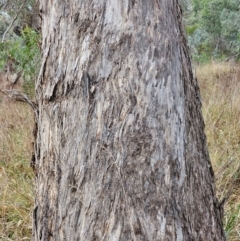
(33, 0, 226, 240)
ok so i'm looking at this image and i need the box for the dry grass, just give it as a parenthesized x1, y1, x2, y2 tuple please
(0, 98, 34, 240)
(0, 63, 239, 240)
(197, 62, 240, 240)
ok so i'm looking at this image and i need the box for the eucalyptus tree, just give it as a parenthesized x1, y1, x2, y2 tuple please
(33, 0, 226, 240)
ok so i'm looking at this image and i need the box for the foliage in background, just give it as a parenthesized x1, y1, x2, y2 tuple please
(0, 27, 40, 96)
(0, 0, 40, 95)
(181, 0, 240, 62)
(0, 27, 40, 77)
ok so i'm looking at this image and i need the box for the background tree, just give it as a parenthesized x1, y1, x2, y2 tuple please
(0, 0, 40, 95)
(33, 0, 226, 240)
(183, 0, 240, 62)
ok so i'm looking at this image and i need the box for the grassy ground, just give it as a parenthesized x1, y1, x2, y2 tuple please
(0, 99, 34, 240)
(197, 62, 240, 240)
(0, 62, 239, 240)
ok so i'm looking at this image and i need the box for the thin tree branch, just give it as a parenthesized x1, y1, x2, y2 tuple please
(0, 3, 5, 10)
(1, 0, 28, 43)
(0, 88, 37, 112)
(0, 0, 10, 11)
(220, 52, 240, 64)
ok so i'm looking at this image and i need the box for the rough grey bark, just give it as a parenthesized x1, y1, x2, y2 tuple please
(33, 0, 226, 240)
